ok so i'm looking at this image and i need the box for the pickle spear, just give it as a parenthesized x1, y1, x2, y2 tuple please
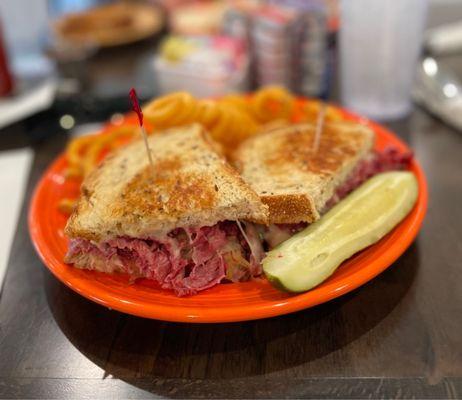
(263, 171, 419, 293)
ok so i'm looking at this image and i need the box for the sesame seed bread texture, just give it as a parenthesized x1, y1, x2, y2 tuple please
(233, 121, 375, 224)
(65, 124, 269, 242)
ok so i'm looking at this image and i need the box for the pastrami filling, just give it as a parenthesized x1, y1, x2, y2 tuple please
(66, 221, 264, 296)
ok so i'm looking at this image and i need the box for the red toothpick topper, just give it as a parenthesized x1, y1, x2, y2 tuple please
(129, 88, 144, 127)
(129, 88, 154, 171)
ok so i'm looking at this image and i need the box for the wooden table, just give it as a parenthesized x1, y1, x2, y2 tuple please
(0, 98, 461, 400)
(1, 9, 462, 400)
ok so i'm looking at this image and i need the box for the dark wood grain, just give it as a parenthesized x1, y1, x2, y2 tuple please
(1, 377, 461, 399)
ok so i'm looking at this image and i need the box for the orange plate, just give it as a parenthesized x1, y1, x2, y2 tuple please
(28, 106, 428, 323)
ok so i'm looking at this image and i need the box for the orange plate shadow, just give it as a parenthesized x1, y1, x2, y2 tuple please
(28, 101, 428, 323)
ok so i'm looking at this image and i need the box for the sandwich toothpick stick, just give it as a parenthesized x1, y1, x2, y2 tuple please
(313, 101, 327, 153)
(129, 88, 155, 172)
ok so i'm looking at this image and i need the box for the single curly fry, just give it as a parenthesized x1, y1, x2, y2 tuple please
(66, 134, 97, 169)
(251, 85, 295, 123)
(143, 92, 197, 127)
(196, 100, 221, 128)
(58, 198, 77, 215)
(63, 167, 82, 179)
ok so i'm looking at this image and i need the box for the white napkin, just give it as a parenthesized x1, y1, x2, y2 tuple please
(0, 79, 56, 130)
(0, 148, 33, 292)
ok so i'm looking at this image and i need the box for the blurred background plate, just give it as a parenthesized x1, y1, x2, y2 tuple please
(53, 2, 164, 48)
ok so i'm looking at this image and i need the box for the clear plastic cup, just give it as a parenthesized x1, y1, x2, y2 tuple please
(339, 0, 428, 120)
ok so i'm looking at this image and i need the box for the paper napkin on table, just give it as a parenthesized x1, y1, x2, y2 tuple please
(0, 79, 56, 130)
(0, 148, 33, 292)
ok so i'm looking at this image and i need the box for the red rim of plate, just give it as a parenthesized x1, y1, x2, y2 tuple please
(28, 107, 428, 323)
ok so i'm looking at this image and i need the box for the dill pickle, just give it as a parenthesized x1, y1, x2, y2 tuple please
(263, 171, 419, 293)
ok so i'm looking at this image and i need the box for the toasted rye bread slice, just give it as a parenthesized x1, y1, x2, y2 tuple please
(232, 121, 375, 224)
(65, 124, 268, 242)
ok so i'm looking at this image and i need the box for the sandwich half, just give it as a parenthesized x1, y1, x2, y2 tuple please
(65, 124, 269, 296)
(233, 121, 412, 246)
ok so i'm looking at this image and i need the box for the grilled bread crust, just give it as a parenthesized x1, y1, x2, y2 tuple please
(233, 121, 374, 224)
(65, 124, 269, 242)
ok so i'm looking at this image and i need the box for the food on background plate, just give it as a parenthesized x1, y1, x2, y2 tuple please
(168, 2, 228, 35)
(263, 172, 418, 292)
(53, 2, 163, 48)
(233, 122, 413, 247)
(64, 124, 269, 296)
(155, 35, 248, 97)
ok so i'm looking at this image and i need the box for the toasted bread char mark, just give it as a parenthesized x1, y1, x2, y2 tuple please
(267, 124, 363, 176)
(233, 121, 374, 224)
(115, 164, 217, 220)
(65, 124, 269, 242)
